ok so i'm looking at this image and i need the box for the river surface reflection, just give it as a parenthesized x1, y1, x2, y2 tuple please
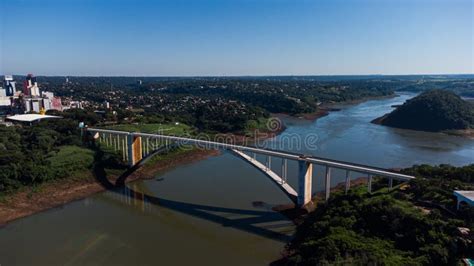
(0, 93, 472, 265)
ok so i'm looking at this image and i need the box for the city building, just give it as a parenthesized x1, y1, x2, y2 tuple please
(454, 190, 474, 210)
(0, 73, 89, 117)
(66, 100, 83, 109)
(1, 74, 65, 115)
(6, 113, 62, 125)
(0, 95, 11, 106)
(41, 91, 63, 111)
(23, 74, 40, 97)
(4, 75, 17, 96)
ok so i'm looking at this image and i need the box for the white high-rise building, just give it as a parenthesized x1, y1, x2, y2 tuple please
(24, 74, 40, 97)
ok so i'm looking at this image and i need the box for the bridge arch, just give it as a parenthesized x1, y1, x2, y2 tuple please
(86, 128, 415, 208)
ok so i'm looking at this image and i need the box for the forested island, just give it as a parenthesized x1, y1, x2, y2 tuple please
(373, 90, 474, 133)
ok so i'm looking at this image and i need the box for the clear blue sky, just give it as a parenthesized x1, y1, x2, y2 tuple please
(1, 0, 472, 76)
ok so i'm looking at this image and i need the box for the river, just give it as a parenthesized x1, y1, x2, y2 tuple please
(0, 93, 473, 265)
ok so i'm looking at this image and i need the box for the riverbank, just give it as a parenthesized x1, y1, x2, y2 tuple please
(372, 115, 474, 139)
(0, 148, 220, 225)
(0, 126, 284, 226)
(276, 94, 397, 122)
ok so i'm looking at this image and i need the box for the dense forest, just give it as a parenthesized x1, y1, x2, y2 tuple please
(0, 110, 124, 194)
(281, 164, 474, 265)
(375, 90, 474, 131)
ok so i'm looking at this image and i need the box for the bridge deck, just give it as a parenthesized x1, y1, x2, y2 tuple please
(232, 150, 298, 202)
(87, 128, 415, 181)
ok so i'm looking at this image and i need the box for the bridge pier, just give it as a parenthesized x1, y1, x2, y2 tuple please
(281, 159, 287, 184)
(344, 170, 351, 194)
(367, 174, 372, 193)
(266, 156, 271, 170)
(297, 161, 313, 207)
(127, 134, 143, 166)
(325, 166, 331, 201)
(122, 136, 126, 161)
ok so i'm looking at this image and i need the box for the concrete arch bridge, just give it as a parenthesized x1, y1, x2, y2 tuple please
(86, 128, 414, 208)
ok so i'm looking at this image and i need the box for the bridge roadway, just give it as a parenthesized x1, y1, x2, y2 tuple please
(86, 128, 415, 207)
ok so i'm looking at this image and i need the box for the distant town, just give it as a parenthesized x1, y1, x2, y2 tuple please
(2, 74, 472, 132)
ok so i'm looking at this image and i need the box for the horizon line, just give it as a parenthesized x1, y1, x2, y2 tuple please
(2, 73, 474, 78)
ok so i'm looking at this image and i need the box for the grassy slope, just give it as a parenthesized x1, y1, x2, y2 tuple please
(104, 123, 191, 135)
(47, 145, 95, 180)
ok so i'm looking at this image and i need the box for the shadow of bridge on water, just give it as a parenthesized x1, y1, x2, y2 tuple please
(92, 148, 295, 243)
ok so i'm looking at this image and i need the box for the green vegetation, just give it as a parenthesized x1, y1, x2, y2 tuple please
(0, 116, 125, 194)
(105, 122, 191, 135)
(376, 90, 474, 131)
(397, 77, 474, 98)
(283, 164, 474, 265)
(47, 145, 94, 180)
(401, 164, 474, 228)
(37, 76, 397, 133)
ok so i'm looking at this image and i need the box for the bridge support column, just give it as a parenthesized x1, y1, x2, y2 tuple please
(344, 170, 351, 194)
(266, 156, 271, 170)
(281, 159, 287, 184)
(297, 161, 312, 207)
(127, 134, 142, 166)
(122, 136, 126, 161)
(388, 177, 393, 190)
(325, 167, 331, 201)
(145, 137, 150, 156)
(367, 174, 372, 193)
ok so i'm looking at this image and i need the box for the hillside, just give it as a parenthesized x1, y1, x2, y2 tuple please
(374, 90, 474, 132)
(279, 164, 474, 265)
